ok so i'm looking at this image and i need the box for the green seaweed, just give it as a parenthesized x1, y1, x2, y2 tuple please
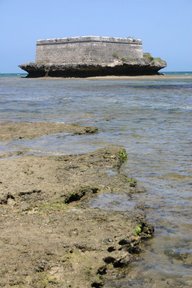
(38, 201, 67, 213)
(134, 224, 142, 236)
(118, 149, 128, 163)
(126, 177, 137, 187)
(35, 272, 58, 287)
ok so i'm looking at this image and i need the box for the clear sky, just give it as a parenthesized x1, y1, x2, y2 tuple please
(1, 0, 192, 73)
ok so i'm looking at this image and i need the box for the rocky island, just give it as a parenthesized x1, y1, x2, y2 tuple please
(19, 36, 166, 77)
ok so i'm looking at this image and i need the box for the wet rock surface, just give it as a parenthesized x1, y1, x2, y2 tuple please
(0, 133, 153, 287)
(0, 122, 98, 141)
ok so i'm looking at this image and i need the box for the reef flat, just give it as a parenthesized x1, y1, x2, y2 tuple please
(0, 122, 153, 287)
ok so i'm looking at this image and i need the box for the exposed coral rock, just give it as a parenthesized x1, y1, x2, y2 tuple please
(0, 144, 154, 287)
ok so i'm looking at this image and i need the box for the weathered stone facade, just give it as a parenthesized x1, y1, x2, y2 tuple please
(36, 36, 143, 65)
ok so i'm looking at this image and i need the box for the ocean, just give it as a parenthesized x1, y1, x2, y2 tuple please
(0, 73, 191, 287)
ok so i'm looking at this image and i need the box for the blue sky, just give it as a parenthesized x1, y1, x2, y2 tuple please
(1, 0, 192, 72)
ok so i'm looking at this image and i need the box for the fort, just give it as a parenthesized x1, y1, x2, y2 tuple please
(19, 36, 166, 77)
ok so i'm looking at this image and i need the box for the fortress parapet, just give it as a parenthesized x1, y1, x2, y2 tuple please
(19, 36, 166, 77)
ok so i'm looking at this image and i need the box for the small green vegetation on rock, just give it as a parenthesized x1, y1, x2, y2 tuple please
(121, 57, 127, 62)
(134, 224, 142, 236)
(112, 52, 119, 59)
(143, 52, 154, 62)
(35, 272, 58, 288)
(38, 201, 67, 213)
(126, 177, 137, 187)
(154, 57, 162, 62)
(121, 57, 131, 62)
(118, 149, 128, 163)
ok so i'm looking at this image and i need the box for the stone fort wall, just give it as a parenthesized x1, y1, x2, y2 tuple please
(36, 36, 143, 65)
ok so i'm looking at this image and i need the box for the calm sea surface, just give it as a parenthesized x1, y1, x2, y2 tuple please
(0, 74, 192, 287)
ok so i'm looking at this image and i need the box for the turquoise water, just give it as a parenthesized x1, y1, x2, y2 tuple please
(0, 73, 27, 77)
(0, 75, 191, 287)
(164, 71, 192, 75)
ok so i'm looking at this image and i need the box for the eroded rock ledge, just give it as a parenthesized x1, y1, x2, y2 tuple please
(0, 122, 98, 141)
(0, 146, 154, 287)
(20, 58, 166, 78)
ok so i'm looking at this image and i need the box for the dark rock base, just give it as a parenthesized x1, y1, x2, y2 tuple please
(19, 63, 165, 78)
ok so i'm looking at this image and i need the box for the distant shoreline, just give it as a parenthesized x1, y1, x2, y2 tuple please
(25, 74, 192, 81)
(1, 73, 192, 81)
(86, 74, 192, 80)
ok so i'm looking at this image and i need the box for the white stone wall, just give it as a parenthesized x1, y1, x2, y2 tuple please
(35, 36, 143, 65)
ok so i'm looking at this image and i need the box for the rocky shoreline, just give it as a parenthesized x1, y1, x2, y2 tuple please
(0, 122, 154, 287)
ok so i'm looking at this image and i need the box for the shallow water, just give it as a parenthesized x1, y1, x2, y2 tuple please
(90, 193, 136, 212)
(0, 75, 192, 287)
